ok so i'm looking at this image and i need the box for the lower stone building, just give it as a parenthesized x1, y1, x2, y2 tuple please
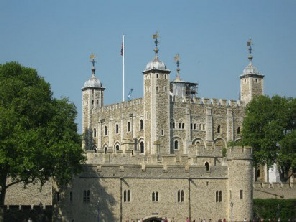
(54, 147, 253, 222)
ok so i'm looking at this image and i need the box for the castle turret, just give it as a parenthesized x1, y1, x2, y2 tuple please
(228, 147, 253, 221)
(142, 33, 171, 155)
(170, 54, 198, 100)
(240, 39, 264, 105)
(82, 54, 105, 149)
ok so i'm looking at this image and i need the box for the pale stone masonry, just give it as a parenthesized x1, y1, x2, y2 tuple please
(3, 37, 296, 221)
(53, 37, 263, 222)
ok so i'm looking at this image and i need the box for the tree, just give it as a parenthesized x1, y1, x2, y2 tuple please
(242, 95, 296, 181)
(0, 62, 85, 220)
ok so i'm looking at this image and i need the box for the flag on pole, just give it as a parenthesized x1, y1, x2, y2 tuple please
(122, 35, 125, 102)
(121, 43, 124, 56)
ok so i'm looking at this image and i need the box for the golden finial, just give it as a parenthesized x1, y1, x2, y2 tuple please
(90, 53, 95, 60)
(152, 32, 159, 39)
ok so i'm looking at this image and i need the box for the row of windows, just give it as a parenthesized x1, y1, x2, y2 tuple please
(62, 189, 243, 204)
(93, 120, 144, 137)
(93, 123, 241, 137)
(144, 73, 168, 79)
(99, 141, 145, 154)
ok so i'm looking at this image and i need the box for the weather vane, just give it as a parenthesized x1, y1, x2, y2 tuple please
(174, 53, 180, 78)
(90, 53, 96, 67)
(152, 32, 159, 57)
(247, 38, 253, 62)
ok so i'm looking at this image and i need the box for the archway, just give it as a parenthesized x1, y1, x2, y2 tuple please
(143, 217, 163, 222)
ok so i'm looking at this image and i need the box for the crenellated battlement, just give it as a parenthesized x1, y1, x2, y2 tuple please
(253, 181, 296, 199)
(79, 163, 229, 179)
(96, 98, 143, 112)
(227, 146, 252, 160)
(173, 96, 243, 107)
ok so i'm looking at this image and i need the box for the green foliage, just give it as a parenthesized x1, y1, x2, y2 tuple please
(242, 95, 296, 179)
(253, 199, 296, 221)
(0, 62, 85, 192)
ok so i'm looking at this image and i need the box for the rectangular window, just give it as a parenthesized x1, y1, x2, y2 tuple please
(216, 190, 222, 202)
(240, 190, 243, 199)
(127, 122, 131, 132)
(116, 124, 119, 134)
(83, 190, 90, 203)
(152, 191, 158, 202)
(70, 191, 73, 202)
(219, 191, 222, 202)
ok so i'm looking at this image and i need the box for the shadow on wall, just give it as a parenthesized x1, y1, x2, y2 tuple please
(4, 205, 52, 222)
(53, 165, 116, 222)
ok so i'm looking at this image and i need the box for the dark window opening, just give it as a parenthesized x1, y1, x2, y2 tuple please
(205, 162, 210, 171)
(174, 140, 179, 150)
(140, 141, 144, 153)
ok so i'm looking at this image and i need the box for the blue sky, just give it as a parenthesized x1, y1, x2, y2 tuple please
(1, 1, 296, 133)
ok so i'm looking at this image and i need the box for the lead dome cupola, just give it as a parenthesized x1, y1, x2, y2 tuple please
(144, 57, 167, 72)
(83, 75, 102, 88)
(143, 32, 170, 73)
(82, 54, 103, 90)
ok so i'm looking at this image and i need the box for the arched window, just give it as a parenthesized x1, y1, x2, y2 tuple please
(124, 190, 131, 202)
(219, 191, 222, 202)
(140, 141, 144, 153)
(115, 144, 120, 150)
(93, 128, 97, 137)
(152, 191, 158, 202)
(140, 119, 144, 130)
(115, 124, 119, 134)
(178, 190, 184, 202)
(205, 162, 210, 171)
(174, 140, 179, 150)
(237, 127, 241, 134)
(104, 146, 107, 154)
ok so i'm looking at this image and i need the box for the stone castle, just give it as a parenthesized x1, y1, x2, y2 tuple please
(8, 35, 296, 222)
(51, 35, 264, 222)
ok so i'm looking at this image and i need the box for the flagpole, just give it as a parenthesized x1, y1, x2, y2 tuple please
(122, 34, 125, 102)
